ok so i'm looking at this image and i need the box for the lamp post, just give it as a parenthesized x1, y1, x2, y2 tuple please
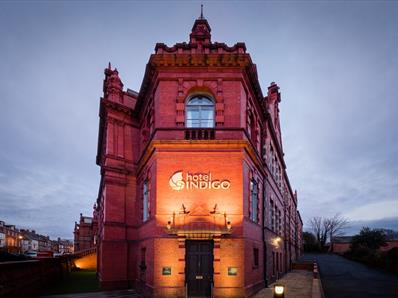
(18, 235, 23, 254)
(274, 284, 285, 298)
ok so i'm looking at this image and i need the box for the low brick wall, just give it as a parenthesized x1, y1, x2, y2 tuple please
(292, 261, 314, 271)
(0, 257, 72, 298)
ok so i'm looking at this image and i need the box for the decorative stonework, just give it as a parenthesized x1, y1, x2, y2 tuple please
(151, 53, 250, 68)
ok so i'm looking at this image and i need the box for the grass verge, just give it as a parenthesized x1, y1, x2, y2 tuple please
(42, 269, 100, 295)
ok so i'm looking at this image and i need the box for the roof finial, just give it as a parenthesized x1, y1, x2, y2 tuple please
(200, 4, 204, 19)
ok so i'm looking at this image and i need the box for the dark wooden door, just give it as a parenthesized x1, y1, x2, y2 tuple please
(186, 240, 214, 297)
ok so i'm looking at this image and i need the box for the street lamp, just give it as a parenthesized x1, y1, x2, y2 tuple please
(18, 235, 23, 254)
(274, 284, 285, 298)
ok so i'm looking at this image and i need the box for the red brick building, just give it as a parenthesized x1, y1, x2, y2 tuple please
(73, 212, 97, 252)
(95, 15, 303, 297)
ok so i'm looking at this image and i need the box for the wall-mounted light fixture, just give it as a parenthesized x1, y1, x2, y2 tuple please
(272, 236, 282, 248)
(226, 220, 232, 231)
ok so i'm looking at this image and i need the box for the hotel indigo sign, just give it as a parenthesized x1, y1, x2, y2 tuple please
(169, 171, 231, 191)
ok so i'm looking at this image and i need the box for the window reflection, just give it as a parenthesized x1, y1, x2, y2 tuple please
(186, 96, 214, 128)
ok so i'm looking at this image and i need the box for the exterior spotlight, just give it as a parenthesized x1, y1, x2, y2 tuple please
(227, 221, 232, 230)
(166, 221, 171, 230)
(274, 284, 285, 298)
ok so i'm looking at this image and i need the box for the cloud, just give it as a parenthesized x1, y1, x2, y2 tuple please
(345, 217, 398, 235)
(344, 200, 398, 222)
(0, 2, 397, 239)
(0, 163, 97, 239)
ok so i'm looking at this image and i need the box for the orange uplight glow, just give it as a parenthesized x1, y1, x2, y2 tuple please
(73, 253, 97, 270)
(156, 151, 243, 218)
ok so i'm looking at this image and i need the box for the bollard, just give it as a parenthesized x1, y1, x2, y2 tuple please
(274, 284, 285, 298)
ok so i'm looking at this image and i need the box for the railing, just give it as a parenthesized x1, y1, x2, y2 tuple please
(72, 247, 96, 258)
(165, 210, 232, 239)
(184, 129, 215, 140)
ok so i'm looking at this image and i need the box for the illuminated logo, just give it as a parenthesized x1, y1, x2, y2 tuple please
(169, 171, 231, 191)
(169, 171, 185, 191)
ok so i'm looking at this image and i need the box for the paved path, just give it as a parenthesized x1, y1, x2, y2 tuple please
(302, 253, 398, 298)
(42, 289, 142, 298)
(253, 270, 313, 298)
(44, 270, 312, 298)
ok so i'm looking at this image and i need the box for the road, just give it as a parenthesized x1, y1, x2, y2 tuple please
(301, 253, 398, 298)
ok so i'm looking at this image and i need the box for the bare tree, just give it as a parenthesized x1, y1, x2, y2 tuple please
(309, 216, 324, 250)
(308, 214, 349, 251)
(327, 213, 349, 250)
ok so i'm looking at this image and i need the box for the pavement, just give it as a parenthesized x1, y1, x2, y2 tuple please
(302, 253, 398, 298)
(42, 289, 142, 298)
(253, 270, 313, 298)
(44, 270, 313, 298)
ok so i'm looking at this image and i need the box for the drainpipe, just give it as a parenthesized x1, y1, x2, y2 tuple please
(262, 180, 268, 287)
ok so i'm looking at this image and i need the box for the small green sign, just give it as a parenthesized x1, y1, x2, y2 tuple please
(228, 267, 237, 276)
(162, 267, 172, 275)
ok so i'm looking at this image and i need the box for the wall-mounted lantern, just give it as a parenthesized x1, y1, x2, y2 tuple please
(271, 236, 282, 248)
(226, 220, 232, 231)
(166, 220, 172, 231)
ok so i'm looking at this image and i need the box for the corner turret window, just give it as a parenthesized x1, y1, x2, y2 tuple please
(186, 95, 214, 128)
(143, 179, 150, 222)
(250, 179, 258, 223)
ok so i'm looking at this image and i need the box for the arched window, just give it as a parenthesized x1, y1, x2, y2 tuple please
(185, 95, 214, 128)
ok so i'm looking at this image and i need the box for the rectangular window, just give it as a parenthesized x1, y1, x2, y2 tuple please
(272, 251, 276, 276)
(140, 247, 147, 280)
(262, 142, 267, 161)
(270, 200, 274, 231)
(143, 179, 150, 222)
(263, 186, 267, 228)
(278, 210, 282, 235)
(250, 180, 258, 222)
(276, 251, 279, 273)
(253, 248, 259, 268)
(269, 146, 273, 172)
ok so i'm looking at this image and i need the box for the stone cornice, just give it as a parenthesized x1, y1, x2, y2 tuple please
(136, 139, 266, 177)
(150, 53, 250, 68)
(101, 97, 134, 116)
(136, 52, 265, 116)
(154, 42, 246, 54)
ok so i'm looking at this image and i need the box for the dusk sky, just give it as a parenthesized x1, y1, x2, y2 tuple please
(0, 1, 397, 239)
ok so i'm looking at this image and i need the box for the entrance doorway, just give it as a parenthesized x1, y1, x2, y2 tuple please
(186, 240, 214, 297)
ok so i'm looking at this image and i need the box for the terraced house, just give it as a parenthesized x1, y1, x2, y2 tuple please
(94, 14, 303, 297)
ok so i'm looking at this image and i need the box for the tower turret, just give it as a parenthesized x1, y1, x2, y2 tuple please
(103, 63, 123, 103)
(189, 7, 211, 45)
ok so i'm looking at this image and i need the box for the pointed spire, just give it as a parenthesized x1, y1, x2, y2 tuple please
(190, 8, 211, 45)
(103, 63, 123, 102)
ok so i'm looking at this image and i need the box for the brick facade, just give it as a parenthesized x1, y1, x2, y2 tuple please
(95, 16, 303, 297)
(73, 212, 97, 252)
